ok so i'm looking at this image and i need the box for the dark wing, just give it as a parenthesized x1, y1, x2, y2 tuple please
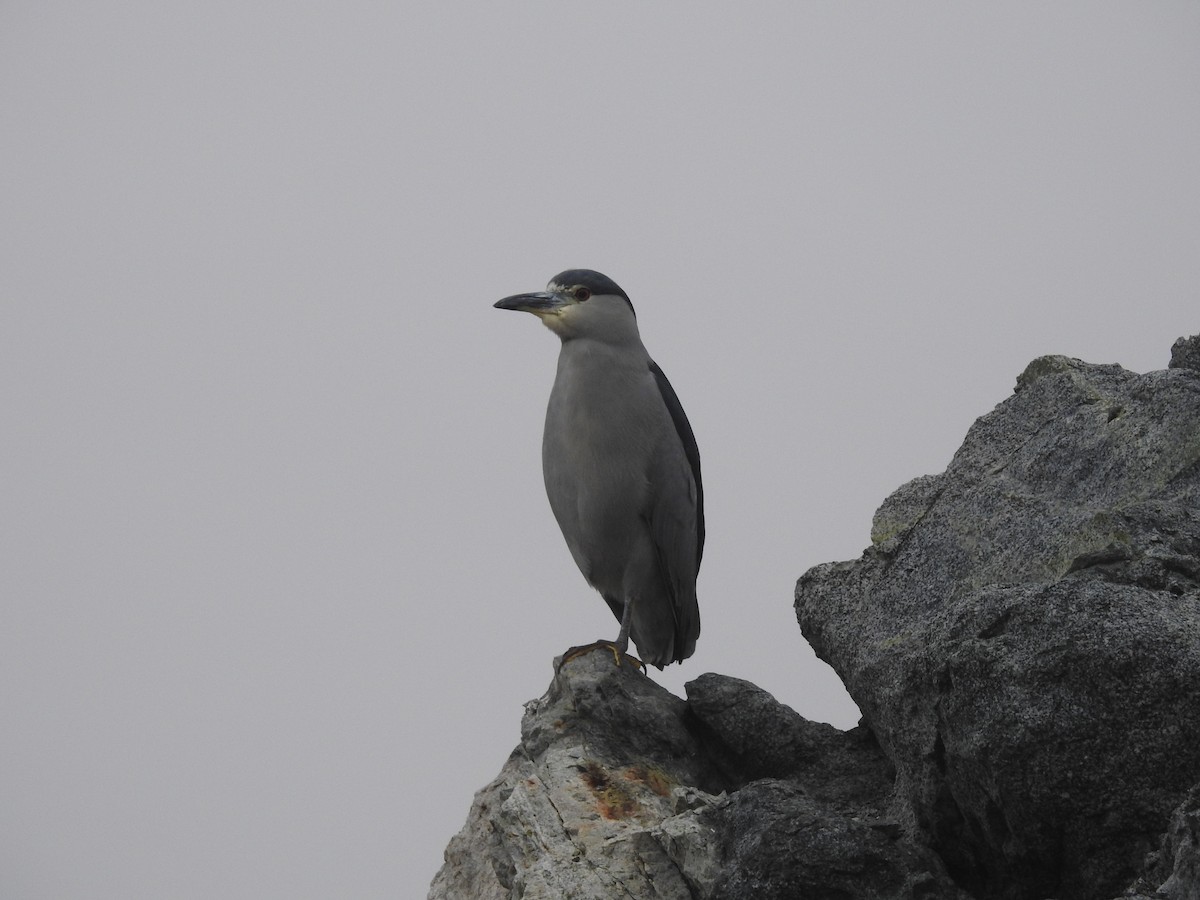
(649, 360, 704, 566)
(645, 360, 703, 663)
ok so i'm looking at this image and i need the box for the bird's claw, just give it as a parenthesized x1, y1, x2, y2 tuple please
(559, 641, 646, 673)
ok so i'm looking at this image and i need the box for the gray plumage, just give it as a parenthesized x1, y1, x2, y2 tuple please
(494, 269, 703, 668)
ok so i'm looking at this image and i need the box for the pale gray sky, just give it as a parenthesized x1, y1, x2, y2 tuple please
(2, 3, 1198, 897)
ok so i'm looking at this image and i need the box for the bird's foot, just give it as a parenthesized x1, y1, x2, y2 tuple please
(558, 641, 646, 673)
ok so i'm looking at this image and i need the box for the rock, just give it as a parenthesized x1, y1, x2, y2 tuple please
(428, 650, 965, 899)
(796, 351, 1200, 899)
(1171, 333, 1200, 373)
(685, 672, 893, 812)
(707, 780, 955, 900)
(1122, 782, 1200, 900)
(427, 650, 717, 900)
(1159, 785, 1200, 900)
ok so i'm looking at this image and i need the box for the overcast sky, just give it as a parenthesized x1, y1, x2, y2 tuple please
(3, 3, 1198, 898)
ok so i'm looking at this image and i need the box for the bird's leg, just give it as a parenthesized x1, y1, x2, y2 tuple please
(614, 596, 633, 655)
(558, 600, 645, 672)
(602, 598, 645, 670)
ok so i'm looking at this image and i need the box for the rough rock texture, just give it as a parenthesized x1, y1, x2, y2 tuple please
(429, 652, 715, 900)
(428, 651, 965, 899)
(1171, 334, 1200, 373)
(797, 344, 1200, 899)
(1124, 783, 1200, 900)
(432, 337, 1200, 900)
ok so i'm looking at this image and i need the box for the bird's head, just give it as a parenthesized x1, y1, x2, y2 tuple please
(494, 269, 639, 343)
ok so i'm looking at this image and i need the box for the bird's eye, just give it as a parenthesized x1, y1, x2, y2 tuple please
(573, 287, 591, 301)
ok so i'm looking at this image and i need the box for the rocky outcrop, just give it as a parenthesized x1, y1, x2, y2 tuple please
(1126, 784, 1200, 900)
(796, 339, 1200, 899)
(428, 650, 966, 900)
(431, 336, 1200, 900)
(428, 651, 716, 900)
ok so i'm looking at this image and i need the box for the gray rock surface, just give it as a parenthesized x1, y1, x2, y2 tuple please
(1123, 782, 1200, 900)
(1171, 334, 1200, 373)
(797, 344, 1200, 899)
(428, 651, 964, 899)
(428, 651, 715, 900)
(432, 337, 1200, 900)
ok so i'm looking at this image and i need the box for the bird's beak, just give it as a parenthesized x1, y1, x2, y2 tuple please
(493, 291, 571, 316)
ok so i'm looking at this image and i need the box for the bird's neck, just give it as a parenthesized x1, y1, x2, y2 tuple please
(556, 334, 649, 372)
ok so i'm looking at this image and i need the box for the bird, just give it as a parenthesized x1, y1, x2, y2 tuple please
(494, 269, 703, 669)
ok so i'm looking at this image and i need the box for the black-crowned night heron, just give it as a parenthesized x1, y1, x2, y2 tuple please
(494, 269, 703, 669)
